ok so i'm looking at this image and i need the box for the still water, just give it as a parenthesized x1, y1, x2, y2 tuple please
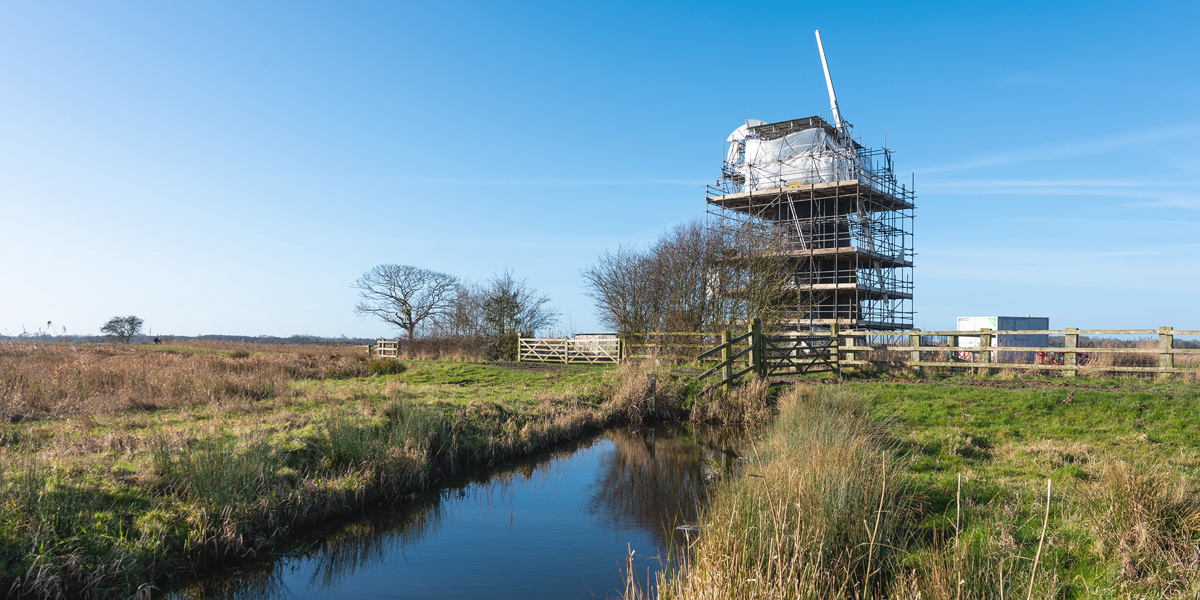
(169, 424, 744, 600)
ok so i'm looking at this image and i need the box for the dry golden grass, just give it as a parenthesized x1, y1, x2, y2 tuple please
(688, 376, 773, 425)
(1082, 460, 1200, 592)
(0, 342, 378, 421)
(648, 385, 909, 600)
(156, 339, 369, 357)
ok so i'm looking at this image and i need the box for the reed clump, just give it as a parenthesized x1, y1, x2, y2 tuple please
(687, 375, 773, 425)
(602, 363, 693, 423)
(653, 385, 910, 599)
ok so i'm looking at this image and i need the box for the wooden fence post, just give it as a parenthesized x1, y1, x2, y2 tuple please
(1159, 326, 1174, 381)
(563, 339, 569, 365)
(721, 330, 732, 389)
(1064, 328, 1078, 378)
(832, 322, 841, 376)
(909, 329, 921, 375)
(750, 318, 763, 377)
(979, 328, 992, 376)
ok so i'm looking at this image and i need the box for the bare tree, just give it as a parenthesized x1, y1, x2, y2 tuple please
(352, 264, 459, 341)
(480, 269, 558, 361)
(580, 246, 657, 335)
(101, 315, 144, 343)
(707, 218, 797, 331)
(583, 217, 795, 336)
(650, 220, 717, 333)
(426, 282, 486, 339)
(583, 218, 722, 335)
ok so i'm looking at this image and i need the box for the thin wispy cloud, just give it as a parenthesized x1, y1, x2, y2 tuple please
(282, 176, 710, 187)
(994, 70, 1114, 89)
(920, 179, 1200, 208)
(915, 123, 1200, 174)
(920, 243, 1200, 293)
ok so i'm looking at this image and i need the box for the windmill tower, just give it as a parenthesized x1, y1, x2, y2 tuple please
(708, 31, 915, 331)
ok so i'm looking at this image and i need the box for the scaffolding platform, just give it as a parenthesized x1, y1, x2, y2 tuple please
(707, 180, 915, 213)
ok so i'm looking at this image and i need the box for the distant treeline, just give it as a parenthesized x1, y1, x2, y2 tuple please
(1048, 335, 1200, 349)
(0, 334, 376, 345)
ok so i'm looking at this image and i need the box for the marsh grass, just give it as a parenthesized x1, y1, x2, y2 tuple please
(651, 386, 910, 599)
(642, 381, 1200, 599)
(1082, 460, 1200, 592)
(0, 342, 398, 421)
(687, 376, 773, 425)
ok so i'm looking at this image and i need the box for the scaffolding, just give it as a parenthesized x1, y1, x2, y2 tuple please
(707, 116, 915, 331)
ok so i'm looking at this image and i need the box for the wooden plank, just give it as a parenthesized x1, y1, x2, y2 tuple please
(624, 332, 716, 337)
(700, 346, 754, 380)
(884, 346, 1200, 354)
(860, 329, 1197, 337)
(907, 361, 1192, 373)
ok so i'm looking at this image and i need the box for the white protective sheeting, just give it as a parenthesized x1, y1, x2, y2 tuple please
(728, 125, 857, 192)
(725, 119, 765, 164)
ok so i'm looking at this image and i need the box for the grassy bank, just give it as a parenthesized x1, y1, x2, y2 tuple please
(648, 380, 1200, 599)
(0, 343, 752, 599)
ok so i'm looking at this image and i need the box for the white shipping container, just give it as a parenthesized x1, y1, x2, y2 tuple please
(957, 316, 1049, 349)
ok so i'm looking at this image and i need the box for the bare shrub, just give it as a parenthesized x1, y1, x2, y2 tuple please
(583, 218, 792, 338)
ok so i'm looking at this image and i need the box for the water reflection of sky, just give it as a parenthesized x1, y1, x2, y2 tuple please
(166, 424, 745, 600)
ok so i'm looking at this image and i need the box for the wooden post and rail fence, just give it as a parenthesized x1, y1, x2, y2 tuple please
(687, 325, 1198, 388)
(405, 325, 1198, 388)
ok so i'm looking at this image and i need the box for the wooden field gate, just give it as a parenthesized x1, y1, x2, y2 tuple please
(517, 337, 621, 364)
(696, 319, 844, 390)
(373, 339, 399, 358)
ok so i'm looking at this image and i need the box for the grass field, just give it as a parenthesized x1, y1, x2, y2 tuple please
(647, 378, 1200, 599)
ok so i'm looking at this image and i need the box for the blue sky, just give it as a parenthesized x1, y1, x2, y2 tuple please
(2, 0, 1198, 338)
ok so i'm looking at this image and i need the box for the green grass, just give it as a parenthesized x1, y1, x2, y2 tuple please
(859, 379, 1200, 598)
(862, 380, 1200, 483)
(650, 380, 1200, 600)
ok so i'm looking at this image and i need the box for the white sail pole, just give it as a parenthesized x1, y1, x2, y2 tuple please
(814, 30, 843, 130)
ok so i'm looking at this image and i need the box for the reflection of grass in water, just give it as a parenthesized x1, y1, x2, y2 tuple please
(167, 436, 609, 599)
(301, 437, 618, 593)
(588, 425, 752, 550)
(304, 498, 448, 592)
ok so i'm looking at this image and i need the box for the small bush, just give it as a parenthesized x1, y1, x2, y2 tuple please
(483, 332, 519, 362)
(368, 359, 407, 376)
